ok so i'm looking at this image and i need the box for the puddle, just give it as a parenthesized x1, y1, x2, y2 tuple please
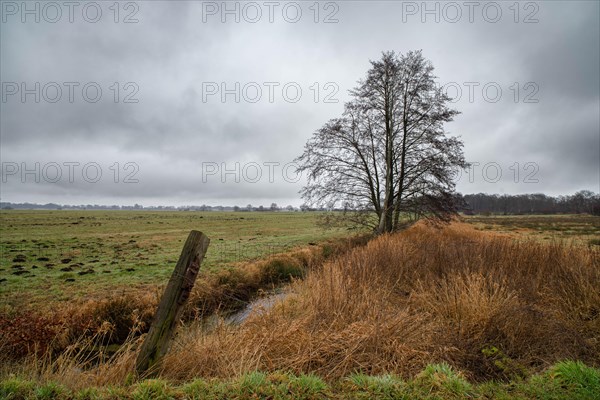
(226, 291, 290, 324)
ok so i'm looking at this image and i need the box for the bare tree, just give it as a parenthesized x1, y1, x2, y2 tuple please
(296, 50, 468, 234)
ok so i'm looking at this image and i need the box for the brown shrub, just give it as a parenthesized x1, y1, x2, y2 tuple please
(0, 311, 66, 359)
(0, 293, 158, 362)
(76, 293, 157, 345)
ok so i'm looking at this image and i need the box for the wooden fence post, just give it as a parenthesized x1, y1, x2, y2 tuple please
(135, 230, 210, 376)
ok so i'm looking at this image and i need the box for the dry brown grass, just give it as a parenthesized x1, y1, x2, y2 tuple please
(0, 235, 367, 365)
(2, 222, 598, 387)
(156, 222, 599, 382)
(182, 235, 368, 320)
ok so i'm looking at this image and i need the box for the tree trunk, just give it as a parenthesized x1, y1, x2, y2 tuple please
(377, 205, 394, 234)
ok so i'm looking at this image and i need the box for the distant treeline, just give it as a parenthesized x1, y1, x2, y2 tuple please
(0, 202, 298, 212)
(460, 190, 600, 216)
(2, 191, 599, 215)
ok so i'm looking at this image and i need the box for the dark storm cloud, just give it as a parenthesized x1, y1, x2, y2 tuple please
(1, 1, 598, 205)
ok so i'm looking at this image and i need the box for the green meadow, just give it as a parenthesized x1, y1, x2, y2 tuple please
(0, 210, 347, 309)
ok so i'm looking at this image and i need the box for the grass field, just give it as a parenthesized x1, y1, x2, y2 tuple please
(465, 214, 600, 244)
(0, 210, 349, 309)
(1, 212, 599, 398)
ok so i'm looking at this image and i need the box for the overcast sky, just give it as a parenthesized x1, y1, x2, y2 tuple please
(1, 0, 598, 206)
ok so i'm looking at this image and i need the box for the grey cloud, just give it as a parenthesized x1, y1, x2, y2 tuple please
(1, 0, 598, 205)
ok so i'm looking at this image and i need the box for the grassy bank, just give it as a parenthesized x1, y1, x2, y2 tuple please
(124, 221, 595, 383)
(0, 233, 368, 360)
(2, 361, 598, 399)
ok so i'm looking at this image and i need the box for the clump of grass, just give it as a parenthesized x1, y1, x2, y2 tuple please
(260, 255, 304, 284)
(131, 379, 175, 400)
(410, 363, 473, 398)
(285, 373, 329, 398)
(548, 360, 600, 398)
(84, 294, 156, 345)
(0, 377, 34, 399)
(30, 382, 66, 399)
(344, 373, 405, 399)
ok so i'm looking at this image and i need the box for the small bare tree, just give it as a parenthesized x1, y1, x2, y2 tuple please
(296, 50, 468, 234)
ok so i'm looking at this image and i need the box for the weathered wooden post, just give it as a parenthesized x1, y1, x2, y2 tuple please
(135, 230, 210, 376)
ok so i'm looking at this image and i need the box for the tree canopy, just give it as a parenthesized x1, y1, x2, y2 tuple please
(296, 50, 468, 234)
